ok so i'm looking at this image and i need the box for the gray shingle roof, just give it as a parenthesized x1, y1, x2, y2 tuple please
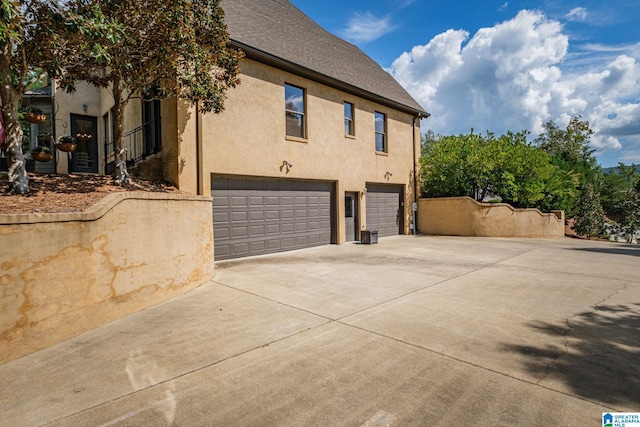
(222, 0, 428, 116)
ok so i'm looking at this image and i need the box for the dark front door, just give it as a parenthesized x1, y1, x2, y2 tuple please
(70, 114, 98, 173)
(345, 192, 358, 242)
(143, 100, 161, 156)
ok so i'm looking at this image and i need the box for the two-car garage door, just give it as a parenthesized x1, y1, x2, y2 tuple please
(212, 177, 334, 260)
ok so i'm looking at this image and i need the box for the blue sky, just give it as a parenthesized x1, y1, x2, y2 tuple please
(290, 0, 640, 167)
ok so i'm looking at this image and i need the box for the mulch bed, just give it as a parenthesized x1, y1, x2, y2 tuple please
(0, 173, 179, 214)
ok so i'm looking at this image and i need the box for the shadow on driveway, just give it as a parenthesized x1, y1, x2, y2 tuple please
(571, 246, 640, 257)
(502, 303, 640, 410)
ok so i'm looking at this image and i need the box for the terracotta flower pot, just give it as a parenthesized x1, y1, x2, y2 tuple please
(55, 142, 77, 152)
(31, 151, 53, 162)
(23, 112, 47, 124)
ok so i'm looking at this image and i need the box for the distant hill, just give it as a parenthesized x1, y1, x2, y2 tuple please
(603, 166, 620, 174)
(603, 164, 638, 175)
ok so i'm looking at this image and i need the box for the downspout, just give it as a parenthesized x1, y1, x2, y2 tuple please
(196, 101, 203, 196)
(50, 80, 57, 172)
(411, 115, 419, 235)
(412, 113, 429, 235)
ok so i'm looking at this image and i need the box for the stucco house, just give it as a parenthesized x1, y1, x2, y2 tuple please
(38, 0, 429, 259)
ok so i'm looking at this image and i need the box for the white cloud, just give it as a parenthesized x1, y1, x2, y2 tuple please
(341, 12, 394, 44)
(389, 10, 640, 165)
(499, 2, 509, 12)
(566, 7, 588, 22)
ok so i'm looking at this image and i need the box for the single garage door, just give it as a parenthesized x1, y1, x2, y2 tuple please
(212, 177, 334, 260)
(366, 184, 403, 237)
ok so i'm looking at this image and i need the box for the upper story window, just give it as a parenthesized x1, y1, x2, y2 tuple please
(344, 102, 354, 136)
(374, 111, 386, 152)
(285, 83, 306, 139)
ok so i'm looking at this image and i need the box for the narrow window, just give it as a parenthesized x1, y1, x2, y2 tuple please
(375, 111, 386, 152)
(344, 102, 354, 136)
(285, 83, 305, 138)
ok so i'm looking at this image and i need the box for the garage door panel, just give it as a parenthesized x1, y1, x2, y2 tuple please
(249, 225, 265, 236)
(281, 209, 294, 219)
(212, 177, 333, 260)
(267, 239, 282, 250)
(250, 241, 266, 252)
(265, 210, 279, 220)
(232, 226, 248, 238)
(231, 196, 247, 206)
(281, 223, 295, 233)
(216, 245, 230, 257)
(213, 196, 229, 207)
(232, 243, 249, 256)
(231, 211, 247, 222)
(250, 211, 264, 221)
(213, 211, 229, 224)
(282, 237, 295, 249)
(280, 196, 294, 205)
(266, 224, 280, 234)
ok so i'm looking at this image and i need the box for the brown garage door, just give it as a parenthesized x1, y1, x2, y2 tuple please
(366, 184, 403, 237)
(212, 177, 334, 260)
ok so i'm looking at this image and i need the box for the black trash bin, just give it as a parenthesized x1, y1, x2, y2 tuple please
(361, 230, 378, 244)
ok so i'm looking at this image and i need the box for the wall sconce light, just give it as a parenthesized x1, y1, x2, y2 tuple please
(384, 171, 393, 181)
(82, 103, 88, 112)
(280, 160, 293, 173)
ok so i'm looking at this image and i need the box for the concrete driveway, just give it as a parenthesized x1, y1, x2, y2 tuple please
(1, 236, 639, 426)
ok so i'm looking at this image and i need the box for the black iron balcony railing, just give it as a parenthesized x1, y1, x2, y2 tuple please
(105, 119, 161, 175)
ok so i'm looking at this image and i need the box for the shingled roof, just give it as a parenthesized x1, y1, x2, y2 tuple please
(222, 0, 428, 116)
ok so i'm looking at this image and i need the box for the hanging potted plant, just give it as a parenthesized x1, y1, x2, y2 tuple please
(22, 105, 47, 124)
(55, 135, 77, 152)
(31, 145, 53, 162)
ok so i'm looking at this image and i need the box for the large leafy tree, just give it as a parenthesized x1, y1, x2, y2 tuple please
(535, 116, 602, 217)
(573, 183, 605, 239)
(621, 188, 640, 242)
(59, 0, 243, 183)
(0, 0, 61, 194)
(1, 0, 118, 194)
(601, 163, 639, 215)
(420, 130, 561, 209)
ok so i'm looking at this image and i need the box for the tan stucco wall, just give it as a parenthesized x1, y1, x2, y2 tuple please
(0, 192, 214, 364)
(163, 58, 421, 243)
(417, 197, 564, 238)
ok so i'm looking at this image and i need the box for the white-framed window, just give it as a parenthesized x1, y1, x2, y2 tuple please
(344, 102, 354, 136)
(285, 83, 306, 138)
(375, 111, 386, 152)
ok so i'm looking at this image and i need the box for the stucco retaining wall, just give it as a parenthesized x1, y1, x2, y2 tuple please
(417, 197, 564, 238)
(0, 192, 214, 364)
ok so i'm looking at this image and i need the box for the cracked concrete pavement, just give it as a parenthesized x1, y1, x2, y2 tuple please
(1, 235, 639, 426)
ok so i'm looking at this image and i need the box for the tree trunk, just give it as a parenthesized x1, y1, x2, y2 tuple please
(112, 76, 130, 185)
(0, 88, 29, 194)
(5, 116, 29, 194)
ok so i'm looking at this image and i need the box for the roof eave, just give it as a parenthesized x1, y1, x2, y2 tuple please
(231, 40, 429, 118)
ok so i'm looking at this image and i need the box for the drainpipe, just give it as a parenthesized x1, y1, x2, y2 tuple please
(412, 112, 429, 235)
(196, 101, 203, 196)
(50, 81, 57, 172)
